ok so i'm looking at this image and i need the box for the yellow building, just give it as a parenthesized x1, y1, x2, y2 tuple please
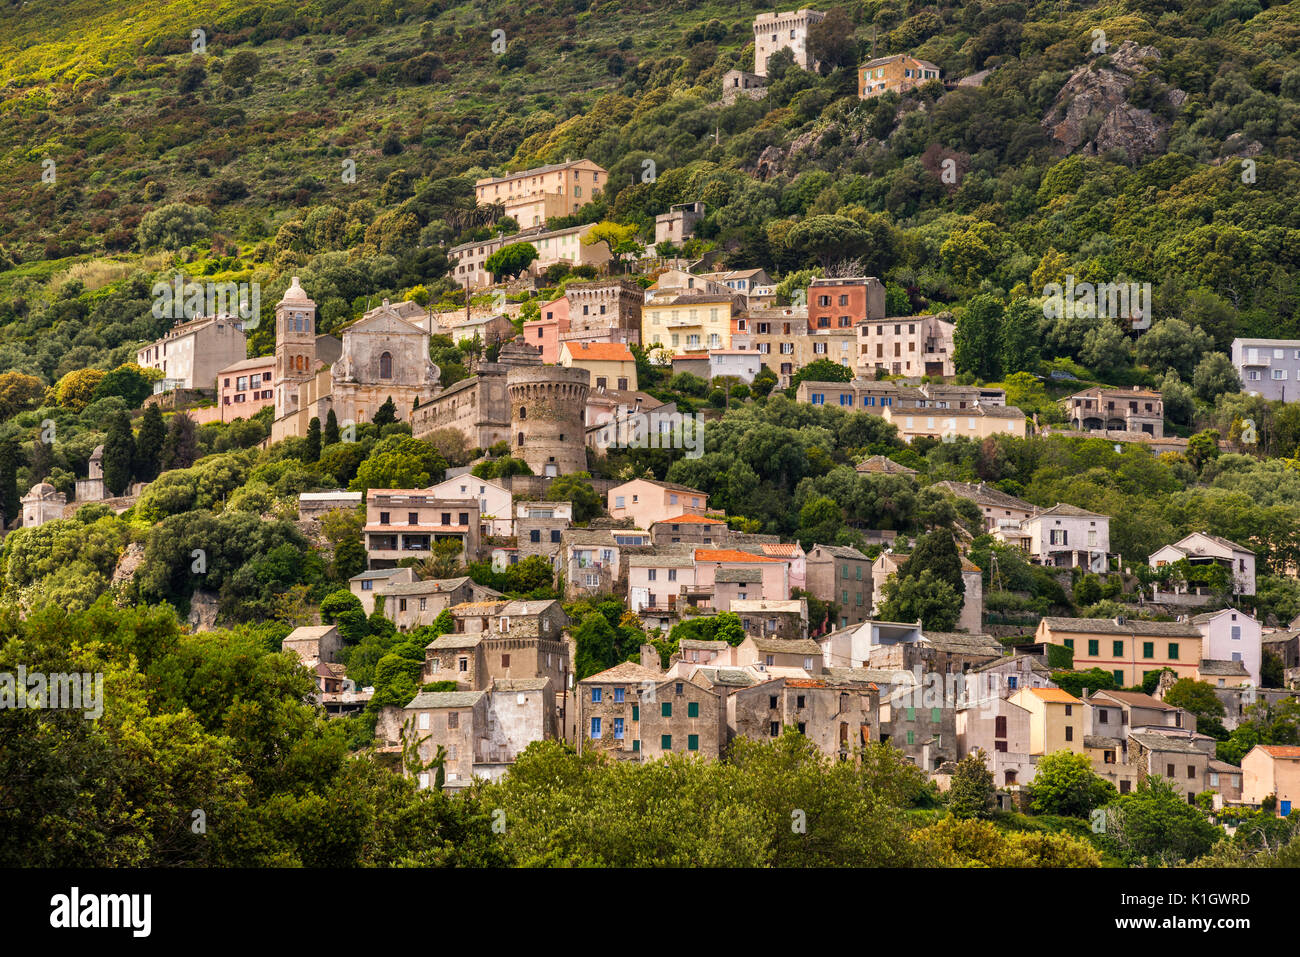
(475, 159, 607, 229)
(881, 404, 1026, 443)
(1009, 686, 1085, 755)
(1036, 617, 1203, 688)
(559, 340, 638, 392)
(858, 54, 940, 98)
(643, 293, 741, 355)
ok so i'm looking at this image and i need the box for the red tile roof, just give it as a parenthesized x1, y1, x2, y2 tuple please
(695, 549, 782, 563)
(656, 514, 726, 525)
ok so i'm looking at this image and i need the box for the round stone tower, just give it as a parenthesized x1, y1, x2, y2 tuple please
(508, 366, 590, 477)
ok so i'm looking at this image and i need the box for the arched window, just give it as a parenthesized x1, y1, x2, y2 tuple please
(519, 406, 527, 419)
(379, 352, 393, 379)
(517, 432, 525, 446)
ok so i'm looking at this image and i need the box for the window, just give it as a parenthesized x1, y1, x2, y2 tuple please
(1167, 763, 1175, 777)
(1168, 643, 1179, 660)
(590, 717, 602, 739)
(614, 718, 624, 740)
(688, 734, 699, 751)
(1065, 705, 1072, 716)
(361, 580, 373, 591)
(379, 352, 393, 378)
(591, 687, 602, 703)
(1113, 670, 1124, 684)
(1113, 640, 1124, 656)
(930, 707, 941, 722)
(688, 702, 699, 718)
(458, 657, 468, 672)
(770, 721, 780, 737)
(675, 683, 683, 695)
(1088, 639, 1099, 656)
(632, 705, 638, 721)
(661, 734, 672, 750)
(1065, 726, 1073, 742)
(501, 654, 510, 667)
(448, 711, 459, 729)
(995, 716, 1007, 737)
(1143, 642, 1154, 659)
(614, 687, 624, 703)
(632, 739, 640, 752)
(662, 702, 672, 717)
(1064, 639, 1074, 651)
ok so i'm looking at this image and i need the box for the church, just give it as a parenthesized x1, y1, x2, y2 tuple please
(270, 278, 442, 442)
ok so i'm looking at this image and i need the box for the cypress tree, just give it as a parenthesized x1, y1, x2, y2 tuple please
(0, 437, 20, 528)
(373, 396, 397, 428)
(900, 527, 966, 597)
(101, 410, 135, 496)
(324, 408, 340, 445)
(160, 412, 198, 472)
(305, 416, 322, 463)
(135, 404, 166, 481)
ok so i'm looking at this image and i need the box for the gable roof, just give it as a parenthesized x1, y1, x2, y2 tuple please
(930, 480, 1035, 512)
(856, 455, 918, 475)
(747, 636, 823, 655)
(1023, 687, 1081, 704)
(581, 660, 663, 684)
(1090, 689, 1181, 711)
(406, 690, 485, 709)
(695, 548, 782, 563)
(562, 341, 635, 362)
(1041, 617, 1200, 638)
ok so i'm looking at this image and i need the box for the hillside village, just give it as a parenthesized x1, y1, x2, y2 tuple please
(3, 0, 1300, 871)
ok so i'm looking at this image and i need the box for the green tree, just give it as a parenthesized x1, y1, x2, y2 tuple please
(0, 436, 20, 528)
(136, 202, 211, 250)
(1027, 750, 1117, 817)
(785, 215, 870, 269)
(325, 409, 341, 445)
(92, 364, 153, 409)
(134, 404, 166, 482)
(159, 412, 198, 472)
(100, 410, 135, 497)
(548, 471, 603, 523)
(350, 435, 446, 493)
(899, 527, 965, 596)
(484, 242, 539, 280)
(1099, 777, 1220, 865)
(954, 294, 1003, 380)
(947, 751, 995, 819)
(1163, 678, 1227, 721)
(789, 358, 854, 393)
(1000, 299, 1041, 375)
(372, 397, 398, 428)
(877, 569, 962, 630)
(305, 417, 322, 463)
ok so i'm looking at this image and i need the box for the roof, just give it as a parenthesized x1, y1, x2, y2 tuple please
(500, 599, 563, 617)
(581, 660, 663, 684)
(1198, 659, 1250, 677)
(930, 480, 1035, 512)
(1041, 617, 1201, 638)
(284, 625, 337, 641)
(1030, 502, 1107, 519)
(562, 341, 635, 362)
(652, 514, 726, 526)
(856, 455, 918, 475)
(350, 568, 407, 582)
(691, 666, 756, 688)
(748, 636, 823, 655)
(1023, 687, 1081, 704)
(715, 567, 763, 584)
(923, 633, 1002, 656)
(426, 634, 484, 651)
(218, 355, 276, 374)
(491, 677, 551, 692)
(761, 543, 803, 557)
(1166, 532, 1255, 556)
(1090, 690, 1180, 711)
(1254, 745, 1300, 759)
(380, 577, 473, 596)
(1084, 735, 1121, 750)
(861, 53, 939, 70)
(627, 551, 695, 568)
(679, 639, 729, 651)
(695, 548, 782, 563)
(1129, 731, 1207, 755)
(808, 544, 870, 561)
(450, 600, 511, 613)
(822, 666, 895, 686)
(406, 690, 486, 709)
(1208, 759, 1242, 773)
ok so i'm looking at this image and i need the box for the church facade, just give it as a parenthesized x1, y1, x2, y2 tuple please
(271, 280, 442, 441)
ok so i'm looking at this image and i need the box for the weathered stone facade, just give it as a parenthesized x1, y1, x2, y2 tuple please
(508, 365, 590, 477)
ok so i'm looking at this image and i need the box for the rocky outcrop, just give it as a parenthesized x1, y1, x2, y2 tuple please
(111, 542, 145, 587)
(187, 589, 220, 632)
(1042, 40, 1183, 162)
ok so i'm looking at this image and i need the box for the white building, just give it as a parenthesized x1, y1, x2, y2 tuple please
(1231, 337, 1300, 402)
(429, 474, 513, 538)
(1150, 532, 1256, 598)
(1192, 608, 1262, 686)
(136, 314, 247, 391)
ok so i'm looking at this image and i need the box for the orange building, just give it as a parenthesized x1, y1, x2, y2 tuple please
(858, 54, 940, 98)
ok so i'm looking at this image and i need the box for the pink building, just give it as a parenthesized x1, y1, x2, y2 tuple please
(218, 356, 275, 422)
(693, 549, 789, 611)
(761, 542, 806, 591)
(608, 479, 710, 530)
(523, 296, 569, 364)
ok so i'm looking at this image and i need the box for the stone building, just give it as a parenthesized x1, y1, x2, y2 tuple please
(508, 365, 590, 477)
(731, 599, 808, 640)
(856, 313, 956, 377)
(720, 71, 767, 104)
(858, 53, 941, 98)
(577, 660, 664, 760)
(636, 676, 723, 760)
(401, 678, 555, 790)
(730, 675, 878, 760)
(805, 544, 873, 629)
(655, 202, 707, 245)
(377, 577, 502, 631)
(410, 340, 542, 453)
(753, 9, 826, 77)
(1063, 386, 1164, 438)
(516, 500, 573, 559)
(74, 445, 105, 502)
(562, 279, 645, 347)
(474, 159, 607, 229)
(271, 283, 442, 441)
(20, 482, 66, 528)
(282, 624, 342, 671)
